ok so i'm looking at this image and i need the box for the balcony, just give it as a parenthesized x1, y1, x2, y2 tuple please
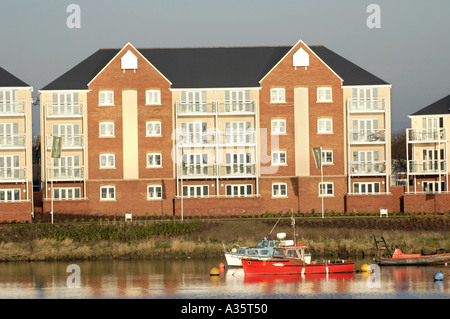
(46, 135, 84, 149)
(47, 166, 84, 181)
(179, 164, 216, 179)
(219, 131, 256, 146)
(0, 134, 26, 149)
(0, 101, 25, 116)
(0, 167, 27, 182)
(407, 128, 446, 143)
(408, 160, 447, 175)
(350, 161, 387, 175)
(178, 163, 257, 178)
(350, 129, 386, 144)
(347, 98, 387, 113)
(45, 104, 83, 118)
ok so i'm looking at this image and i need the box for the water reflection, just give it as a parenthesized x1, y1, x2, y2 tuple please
(0, 258, 448, 298)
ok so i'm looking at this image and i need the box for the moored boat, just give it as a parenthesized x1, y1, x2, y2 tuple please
(380, 248, 450, 266)
(241, 242, 354, 276)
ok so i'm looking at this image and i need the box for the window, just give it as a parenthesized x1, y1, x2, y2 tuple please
(53, 187, 81, 200)
(272, 151, 287, 165)
(180, 91, 207, 113)
(319, 182, 334, 197)
(99, 91, 114, 106)
(146, 90, 161, 105)
(53, 124, 81, 147)
(225, 153, 253, 175)
(321, 150, 333, 165)
(224, 90, 252, 112)
(146, 121, 161, 136)
(182, 185, 209, 198)
(100, 154, 115, 168)
(0, 189, 20, 202)
(0, 155, 20, 179)
(353, 182, 380, 195)
(51, 155, 81, 179)
(272, 183, 287, 197)
(100, 186, 115, 200)
(147, 153, 162, 167)
(99, 122, 114, 137)
(318, 118, 333, 133)
(225, 184, 253, 197)
(0, 123, 20, 147)
(271, 119, 286, 134)
(423, 181, 445, 194)
(224, 121, 253, 144)
(317, 87, 332, 102)
(147, 185, 162, 199)
(51, 92, 80, 116)
(270, 88, 285, 103)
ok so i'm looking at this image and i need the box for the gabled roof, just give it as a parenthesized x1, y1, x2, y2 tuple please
(0, 66, 30, 87)
(40, 44, 389, 90)
(410, 94, 450, 116)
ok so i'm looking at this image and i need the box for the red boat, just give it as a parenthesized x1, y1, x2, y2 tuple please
(241, 244, 355, 275)
(380, 248, 450, 266)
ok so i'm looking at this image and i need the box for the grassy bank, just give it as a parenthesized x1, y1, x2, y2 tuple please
(0, 214, 449, 262)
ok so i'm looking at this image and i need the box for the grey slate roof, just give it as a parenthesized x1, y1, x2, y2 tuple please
(0, 66, 30, 87)
(41, 44, 389, 90)
(410, 94, 450, 116)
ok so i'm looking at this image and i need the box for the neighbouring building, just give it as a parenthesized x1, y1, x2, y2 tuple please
(0, 67, 33, 222)
(405, 94, 450, 212)
(39, 40, 396, 217)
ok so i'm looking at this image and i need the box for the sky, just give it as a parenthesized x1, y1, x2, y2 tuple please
(1, 0, 449, 137)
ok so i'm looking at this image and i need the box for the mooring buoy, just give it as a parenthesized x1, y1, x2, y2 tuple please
(434, 271, 444, 281)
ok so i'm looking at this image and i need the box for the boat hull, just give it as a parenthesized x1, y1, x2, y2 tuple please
(380, 253, 450, 266)
(224, 252, 242, 267)
(241, 259, 355, 275)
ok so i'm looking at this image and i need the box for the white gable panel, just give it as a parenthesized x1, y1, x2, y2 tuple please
(121, 50, 138, 70)
(293, 48, 309, 67)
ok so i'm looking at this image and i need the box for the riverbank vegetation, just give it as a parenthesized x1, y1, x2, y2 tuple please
(0, 212, 448, 262)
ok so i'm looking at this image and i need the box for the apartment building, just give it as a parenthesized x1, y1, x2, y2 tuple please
(0, 67, 33, 222)
(39, 40, 392, 217)
(403, 94, 450, 212)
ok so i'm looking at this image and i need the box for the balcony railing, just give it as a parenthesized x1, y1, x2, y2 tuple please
(350, 129, 386, 144)
(219, 164, 256, 177)
(350, 161, 387, 175)
(178, 163, 257, 178)
(0, 167, 27, 181)
(217, 101, 255, 114)
(408, 160, 447, 174)
(0, 101, 25, 115)
(348, 98, 387, 112)
(0, 134, 26, 148)
(47, 166, 84, 180)
(176, 101, 256, 115)
(45, 104, 83, 117)
(178, 133, 216, 146)
(407, 128, 446, 143)
(46, 135, 84, 148)
(220, 131, 256, 145)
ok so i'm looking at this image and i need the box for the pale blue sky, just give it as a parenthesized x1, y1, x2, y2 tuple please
(1, 0, 449, 136)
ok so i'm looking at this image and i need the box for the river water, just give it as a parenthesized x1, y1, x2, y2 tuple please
(0, 257, 448, 299)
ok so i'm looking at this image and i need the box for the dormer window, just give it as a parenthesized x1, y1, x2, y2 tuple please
(292, 48, 309, 68)
(121, 50, 138, 70)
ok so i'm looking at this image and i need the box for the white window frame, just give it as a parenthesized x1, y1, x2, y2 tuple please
(272, 151, 287, 166)
(317, 87, 332, 102)
(319, 182, 334, 197)
(182, 185, 209, 198)
(321, 150, 333, 165)
(147, 153, 162, 167)
(225, 184, 253, 197)
(146, 121, 162, 136)
(100, 154, 115, 168)
(53, 187, 81, 200)
(0, 188, 20, 202)
(270, 88, 285, 103)
(100, 186, 115, 201)
(99, 122, 115, 137)
(318, 118, 333, 133)
(146, 90, 161, 105)
(353, 182, 380, 195)
(272, 183, 287, 197)
(422, 181, 445, 194)
(147, 185, 163, 200)
(99, 91, 114, 106)
(271, 119, 286, 134)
